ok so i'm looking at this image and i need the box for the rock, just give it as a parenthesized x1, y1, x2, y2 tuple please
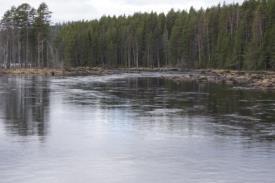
(262, 79, 270, 84)
(198, 76, 208, 82)
(251, 74, 263, 80)
(225, 80, 234, 85)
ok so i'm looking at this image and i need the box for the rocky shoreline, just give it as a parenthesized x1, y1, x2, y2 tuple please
(163, 69, 275, 90)
(1, 67, 275, 90)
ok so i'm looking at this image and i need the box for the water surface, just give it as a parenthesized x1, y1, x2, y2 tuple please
(1, 73, 275, 183)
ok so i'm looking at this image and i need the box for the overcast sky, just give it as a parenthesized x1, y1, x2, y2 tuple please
(0, 0, 245, 23)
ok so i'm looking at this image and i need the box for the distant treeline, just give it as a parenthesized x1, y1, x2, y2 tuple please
(1, 0, 275, 70)
(0, 3, 54, 68)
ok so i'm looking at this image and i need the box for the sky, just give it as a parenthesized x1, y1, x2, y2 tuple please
(0, 0, 245, 23)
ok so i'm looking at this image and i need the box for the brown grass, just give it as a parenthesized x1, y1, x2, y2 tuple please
(0, 68, 64, 76)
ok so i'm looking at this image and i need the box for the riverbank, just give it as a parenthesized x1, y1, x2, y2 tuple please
(1, 67, 275, 90)
(0, 67, 115, 76)
(0, 67, 181, 76)
(162, 69, 275, 90)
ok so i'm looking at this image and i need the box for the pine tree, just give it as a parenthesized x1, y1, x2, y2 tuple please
(34, 3, 52, 67)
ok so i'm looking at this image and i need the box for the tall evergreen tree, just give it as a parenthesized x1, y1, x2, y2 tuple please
(1, 0, 275, 71)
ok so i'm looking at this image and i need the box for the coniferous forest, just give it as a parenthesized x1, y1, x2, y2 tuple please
(0, 0, 275, 70)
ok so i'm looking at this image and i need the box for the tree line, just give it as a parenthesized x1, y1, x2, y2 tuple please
(1, 0, 275, 70)
(0, 3, 54, 68)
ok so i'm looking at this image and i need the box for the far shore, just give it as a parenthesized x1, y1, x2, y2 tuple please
(0, 67, 179, 76)
(0, 67, 110, 76)
(1, 67, 275, 90)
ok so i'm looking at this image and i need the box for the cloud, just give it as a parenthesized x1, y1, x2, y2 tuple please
(0, 0, 245, 23)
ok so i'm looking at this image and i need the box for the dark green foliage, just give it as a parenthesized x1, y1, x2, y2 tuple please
(56, 0, 275, 70)
(0, 3, 52, 68)
(1, 0, 275, 70)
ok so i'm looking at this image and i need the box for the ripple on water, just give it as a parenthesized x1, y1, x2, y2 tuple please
(0, 74, 275, 183)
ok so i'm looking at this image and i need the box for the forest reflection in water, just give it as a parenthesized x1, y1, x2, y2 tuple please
(0, 74, 275, 183)
(63, 76, 275, 143)
(0, 76, 49, 137)
(1, 74, 275, 142)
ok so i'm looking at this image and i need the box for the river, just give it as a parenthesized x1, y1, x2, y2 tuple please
(0, 73, 275, 183)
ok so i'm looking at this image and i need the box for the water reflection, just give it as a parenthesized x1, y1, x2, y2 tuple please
(0, 74, 275, 183)
(63, 76, 275, 143)
(0, 76, 50, 137)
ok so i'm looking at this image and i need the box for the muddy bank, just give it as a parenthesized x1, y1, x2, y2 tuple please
(1, 67, 275, 90)
(0, 67, 116, 76)
(0, 67, 181, 76)
(163, 69, 275, 90)
(0, 68, 63, 76)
